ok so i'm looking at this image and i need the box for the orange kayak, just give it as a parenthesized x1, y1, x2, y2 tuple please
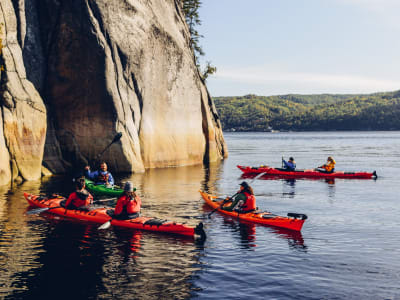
(199, 191, 307, 231)
(25, 193, 205, 238)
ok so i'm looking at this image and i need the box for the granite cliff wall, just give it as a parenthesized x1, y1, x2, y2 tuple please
(0, 0, 227, 185)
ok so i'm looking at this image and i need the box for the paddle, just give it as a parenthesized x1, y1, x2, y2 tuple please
(98, 219, 112, 230)
(26, 197, 118, 215)
(207, 192, 238, 218)
(96, 132, 122, 161)
(26, 206, 62, 215)
(208, 171, 266, 218)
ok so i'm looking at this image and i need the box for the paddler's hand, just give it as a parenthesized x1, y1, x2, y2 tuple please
(84, 166, 90, 171)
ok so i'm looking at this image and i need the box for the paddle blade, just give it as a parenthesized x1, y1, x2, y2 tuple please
(111, 132, 123, 144)
(26, 207, 50, 215)
(98, 220, 111, 230)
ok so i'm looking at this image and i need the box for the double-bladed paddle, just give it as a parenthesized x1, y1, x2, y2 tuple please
(208, 171, 267, 218)
(96, 132, 123, 161)
(207, 193, 238, 218)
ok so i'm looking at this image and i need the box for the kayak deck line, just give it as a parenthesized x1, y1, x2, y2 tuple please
(199, 191, 307, 231)
(25, 193, 206, 240)
(237, 165, 377, 179)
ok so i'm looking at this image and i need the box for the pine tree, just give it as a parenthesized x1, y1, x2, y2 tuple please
(181, 0, 216, 80)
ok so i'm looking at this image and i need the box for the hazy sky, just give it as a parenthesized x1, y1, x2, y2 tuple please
(198, 0, 400, 96)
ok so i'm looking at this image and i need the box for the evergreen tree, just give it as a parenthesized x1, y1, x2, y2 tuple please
(181, 0, 216, 80)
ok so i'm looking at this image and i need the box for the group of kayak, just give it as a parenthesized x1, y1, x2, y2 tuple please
(26, 160, 309, 237)
(27, 155, 377, 237)
(26, 162, 206, 239)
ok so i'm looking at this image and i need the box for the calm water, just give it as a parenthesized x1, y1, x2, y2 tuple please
(1, 132, 399, 299)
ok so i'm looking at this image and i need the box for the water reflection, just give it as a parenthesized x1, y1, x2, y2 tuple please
(268, 227, 307, 252)
(4, 221, 108, 299)
(222, 219, 257, 249)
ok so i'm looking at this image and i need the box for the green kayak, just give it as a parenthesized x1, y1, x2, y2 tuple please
(84, 179, 124, 197)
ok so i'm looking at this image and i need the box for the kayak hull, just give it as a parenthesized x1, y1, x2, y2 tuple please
(199, 191, 306, 231)
(237, 165, 377, 179)
(84, 179, 124, 197)
(25, 193, 203, 238)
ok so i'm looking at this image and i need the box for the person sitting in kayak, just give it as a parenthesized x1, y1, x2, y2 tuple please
(84, 162, 114, 186)
(222, 181, 257, 213)
(108, 181, 141, 220)
(316, 156, 336, 173)
(64, 177, 93, 210)
(282, 157, 296, 171)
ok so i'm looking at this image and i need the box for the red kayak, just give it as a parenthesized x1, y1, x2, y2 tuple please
(200, 191, 307, 231)
(25, 193, 205, 239)
(237, 165, 377, 179)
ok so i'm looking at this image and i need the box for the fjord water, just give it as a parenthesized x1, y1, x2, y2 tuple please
(1, 132, 399, 299)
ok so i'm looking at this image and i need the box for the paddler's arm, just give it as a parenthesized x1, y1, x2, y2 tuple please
(114, 196, 124, 216)
(107, 173, 114, 186)
(223, 193, 246, 211)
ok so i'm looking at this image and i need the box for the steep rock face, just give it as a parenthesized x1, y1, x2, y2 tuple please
(40, 0, 226, 173)
(0, 0, 47, 185)
(0, 0, 226, 184)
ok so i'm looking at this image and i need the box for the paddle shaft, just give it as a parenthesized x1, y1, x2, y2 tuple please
(208, 192, 238, 217)
(96, 132, 122, 160)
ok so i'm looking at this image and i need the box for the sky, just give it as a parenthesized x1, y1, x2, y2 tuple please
(198, 0, 400, 96)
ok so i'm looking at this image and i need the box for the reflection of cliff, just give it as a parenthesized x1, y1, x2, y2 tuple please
(121, 164, 209, 224)
(0, 0, 227, 185)
(0, 181, 42, 296)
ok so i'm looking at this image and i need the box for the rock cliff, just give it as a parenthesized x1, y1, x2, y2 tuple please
(0, 0, 227, 185)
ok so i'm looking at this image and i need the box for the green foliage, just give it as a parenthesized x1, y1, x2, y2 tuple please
(181, 0, 216, 80)
(214, 91, 400, 131)
(182, 0, 204, 62)
(201, 61, 217, 81)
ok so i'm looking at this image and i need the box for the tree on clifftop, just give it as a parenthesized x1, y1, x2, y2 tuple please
(181, 0, 216, 81)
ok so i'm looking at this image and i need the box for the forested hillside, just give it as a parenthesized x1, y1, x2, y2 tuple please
(214, 91, 400, 131)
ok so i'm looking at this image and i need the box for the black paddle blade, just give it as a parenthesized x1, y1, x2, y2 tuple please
(112, 132, 123, 144)
(194, 222, 206, 241)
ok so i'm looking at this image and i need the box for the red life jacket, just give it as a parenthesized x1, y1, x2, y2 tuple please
(65, 191, 93, 208)
(240, 192, 256, 211)
(115, 194, 141, 215)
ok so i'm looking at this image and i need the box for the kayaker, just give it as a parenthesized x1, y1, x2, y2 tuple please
(316, 156, 336, 173)
(84, 162, 114, 186)
(64, 177, 93, 210)
(110, 181, 141, 220)
(222, 181, 257, 213)
(282, 157, 296, 171)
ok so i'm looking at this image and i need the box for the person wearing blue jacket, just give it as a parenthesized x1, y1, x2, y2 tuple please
(84, 162, 114, 186)
(282, 157, 296, 171)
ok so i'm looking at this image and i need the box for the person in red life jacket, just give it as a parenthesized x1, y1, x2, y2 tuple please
(84, 162, 114, 186)
(222, 181, 257, 213)
(65, 178, 93, 210)
(111, 181, 141, 220)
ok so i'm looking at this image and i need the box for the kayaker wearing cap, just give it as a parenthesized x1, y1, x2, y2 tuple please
(64, 177, 93, 210)
(111, 182, 141, 220)
(316, 156, 336, 173)
(84, 162, 114, 186)
(222, 181, 257, 213)
(282, 157, 296, 171)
